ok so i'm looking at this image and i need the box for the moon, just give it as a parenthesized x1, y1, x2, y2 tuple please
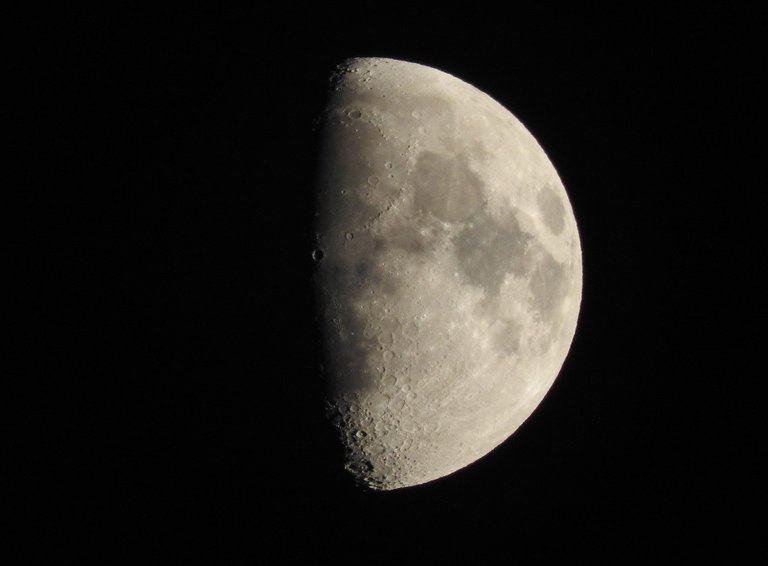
(312, 57, 582, 490)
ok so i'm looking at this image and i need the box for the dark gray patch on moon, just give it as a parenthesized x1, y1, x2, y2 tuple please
(529, 252, 569, 320)
(383, 223, 428, 255)
(536, 186, 566, 235)
(453, 209, 532, 296)
(413, 151, 483, 223)
(354, 256, 399, 297)
(494, 318, 523, 354)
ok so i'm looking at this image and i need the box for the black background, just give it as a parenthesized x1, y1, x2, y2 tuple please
(12, 6, 764, 563)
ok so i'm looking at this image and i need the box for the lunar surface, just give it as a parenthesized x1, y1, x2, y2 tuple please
(313, 57, 582, 490)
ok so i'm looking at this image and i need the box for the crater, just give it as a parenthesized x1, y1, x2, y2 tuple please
(406, 94, 454, 124)
(412, 151, 483, 223)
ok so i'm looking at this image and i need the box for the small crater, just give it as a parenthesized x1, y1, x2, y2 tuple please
(402, 320, 419, 339)
(345, 232, 355, 240)
(311, 249, 325, 262)
(347, 459, 374, 474)
(382, 374, 397, 388)
(378, 332, 394, 347)
(347, 109, 362, 119)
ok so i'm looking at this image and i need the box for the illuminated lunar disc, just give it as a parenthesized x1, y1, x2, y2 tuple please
(313, 57, 582, 490)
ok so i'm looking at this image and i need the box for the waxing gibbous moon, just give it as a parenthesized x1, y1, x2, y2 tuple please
(313, 57, 582, 490)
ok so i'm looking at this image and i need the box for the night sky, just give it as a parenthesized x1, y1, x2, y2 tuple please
(12, 6, 763, 563)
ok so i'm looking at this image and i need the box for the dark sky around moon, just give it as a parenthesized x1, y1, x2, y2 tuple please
(11, 5, 763, 563)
